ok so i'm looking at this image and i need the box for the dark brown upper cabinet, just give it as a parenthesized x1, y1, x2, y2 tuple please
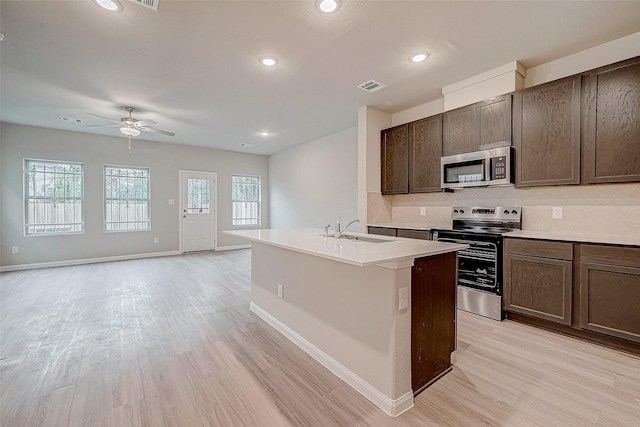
(513, 75, 581, 188)
(443, 94, 512, 156)
(443, 104, 476, 156)
(409, 115, 443, 193)
(381, 124, 409, 195)
(582, 56, 640, 184)
(479, 95, 512, 149)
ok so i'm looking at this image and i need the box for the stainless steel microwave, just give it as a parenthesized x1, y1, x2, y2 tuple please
(441, 146, 513, 189)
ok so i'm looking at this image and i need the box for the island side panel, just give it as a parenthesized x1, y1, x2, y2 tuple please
(249, 241, 412, 403)
(411, 253, 458, 395)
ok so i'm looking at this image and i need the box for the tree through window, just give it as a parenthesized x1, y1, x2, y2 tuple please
(104, 166, 150, 231)
(232, 175, 261, 226)
(24, 159, 84, 235)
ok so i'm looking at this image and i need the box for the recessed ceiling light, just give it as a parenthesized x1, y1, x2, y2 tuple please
(316, 0, 341, 13)
(94, 0, 123, 12)
(260, 56, 278, 67)
(260, 131, 270, 136)
(409, 52, 430, 63)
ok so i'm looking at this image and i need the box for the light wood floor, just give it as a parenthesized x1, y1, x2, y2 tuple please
(1, 250, 639, 426)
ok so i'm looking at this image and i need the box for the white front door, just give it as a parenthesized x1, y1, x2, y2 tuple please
(180, 170, 216, 253)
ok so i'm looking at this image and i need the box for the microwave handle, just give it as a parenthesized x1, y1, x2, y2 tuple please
(485, 157, 491, 181)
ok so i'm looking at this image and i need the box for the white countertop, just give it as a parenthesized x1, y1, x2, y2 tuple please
(503, 230, 640, 247)
(225, 228, 467, 267)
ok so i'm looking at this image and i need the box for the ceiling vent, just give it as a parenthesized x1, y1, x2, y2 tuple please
(240, 143, 254, 148)
(357, 80, 387, 93)
(128, 0, 159, 11)
(60, 116, 83, 124)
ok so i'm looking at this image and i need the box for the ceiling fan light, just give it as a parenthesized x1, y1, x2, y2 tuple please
(120, 126, 140, 137)
(94, 0, 123, 12)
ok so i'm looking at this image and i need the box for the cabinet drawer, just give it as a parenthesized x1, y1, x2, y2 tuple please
(397, 229, 431, 240)
(368, 226, 397, 237)
(505, 238, 573, 260)
(580, 244, 640, 268)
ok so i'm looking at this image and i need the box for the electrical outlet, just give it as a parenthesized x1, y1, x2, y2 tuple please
(11, 246, 19, 254)
(399, 287, 409, 310)
(552, 207, 563, 219)
(154, 237, 159, 244)
(168, 199, 175, 205)
(420, 207, 426, 216)
(277, 284, 284, 299)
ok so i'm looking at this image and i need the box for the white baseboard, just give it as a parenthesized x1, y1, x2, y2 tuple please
(0, 250, 182, 272)
(249, 302, 414, 417)
(215, 244, 251, 251)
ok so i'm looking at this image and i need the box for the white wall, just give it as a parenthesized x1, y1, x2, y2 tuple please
(525, 31, 640, 88)
(269, 127, 358, 230)
(358, 106, 392, 230)
(0, 123, 269, 268)
(250, 241, 413, 414)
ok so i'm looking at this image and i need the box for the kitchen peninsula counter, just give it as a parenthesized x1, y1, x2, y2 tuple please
(225, 228, 466, 417)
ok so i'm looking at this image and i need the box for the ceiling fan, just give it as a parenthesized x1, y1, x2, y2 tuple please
(86, 106, 175, 138)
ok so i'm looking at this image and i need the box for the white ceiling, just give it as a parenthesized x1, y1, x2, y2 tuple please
(2, 1, 640, 156)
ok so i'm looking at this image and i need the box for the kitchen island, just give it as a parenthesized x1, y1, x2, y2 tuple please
(225, 228, 466, 416)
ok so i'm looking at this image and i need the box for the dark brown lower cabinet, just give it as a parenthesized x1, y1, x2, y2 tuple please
(579, 245, 640, 344)
(503, 239, 573, 325)
(367, 226, 397, 237)
(411, 252, 457, 395)
(396, 229, 431, 240)
(504, 255, 572, 325)
(504, 238, 640, 355)
(368, 226, 431, 240)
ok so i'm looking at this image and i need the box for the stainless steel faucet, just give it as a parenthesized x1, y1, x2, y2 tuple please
(334, 217, 360, 239)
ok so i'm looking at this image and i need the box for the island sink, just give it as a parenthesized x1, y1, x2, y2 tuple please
(319, 233, 390, 243)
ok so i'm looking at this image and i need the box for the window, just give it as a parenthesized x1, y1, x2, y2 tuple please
(24, 159, 84, 235)
(104, 166, 150, 232)
(187, 178, 210, 214)
(232, 175, 261, 226)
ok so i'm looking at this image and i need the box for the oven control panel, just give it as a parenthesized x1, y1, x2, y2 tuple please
(490, 156, 507, 180)
(452, 207, 521, 221)
(471, 208, 495, 215)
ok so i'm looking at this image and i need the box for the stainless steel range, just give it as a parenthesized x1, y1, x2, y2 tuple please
(433, 207, 522, 321)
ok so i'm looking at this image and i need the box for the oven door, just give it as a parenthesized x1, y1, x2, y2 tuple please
(435, 232, 501, 295)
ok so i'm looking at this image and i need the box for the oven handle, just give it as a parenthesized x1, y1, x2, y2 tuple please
(459, 279, 495, 289)
(437, 237, 497, 249)
(459, 254, 495, 262)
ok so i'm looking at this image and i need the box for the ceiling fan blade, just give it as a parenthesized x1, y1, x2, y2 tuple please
(138, 126, 175, 137)
(134, 119, 157, 127)
(86, 124, 122, 127)
(86, 113, 122, 125)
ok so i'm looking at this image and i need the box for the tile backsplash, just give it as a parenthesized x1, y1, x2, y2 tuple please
(368, 183, 640, 235)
